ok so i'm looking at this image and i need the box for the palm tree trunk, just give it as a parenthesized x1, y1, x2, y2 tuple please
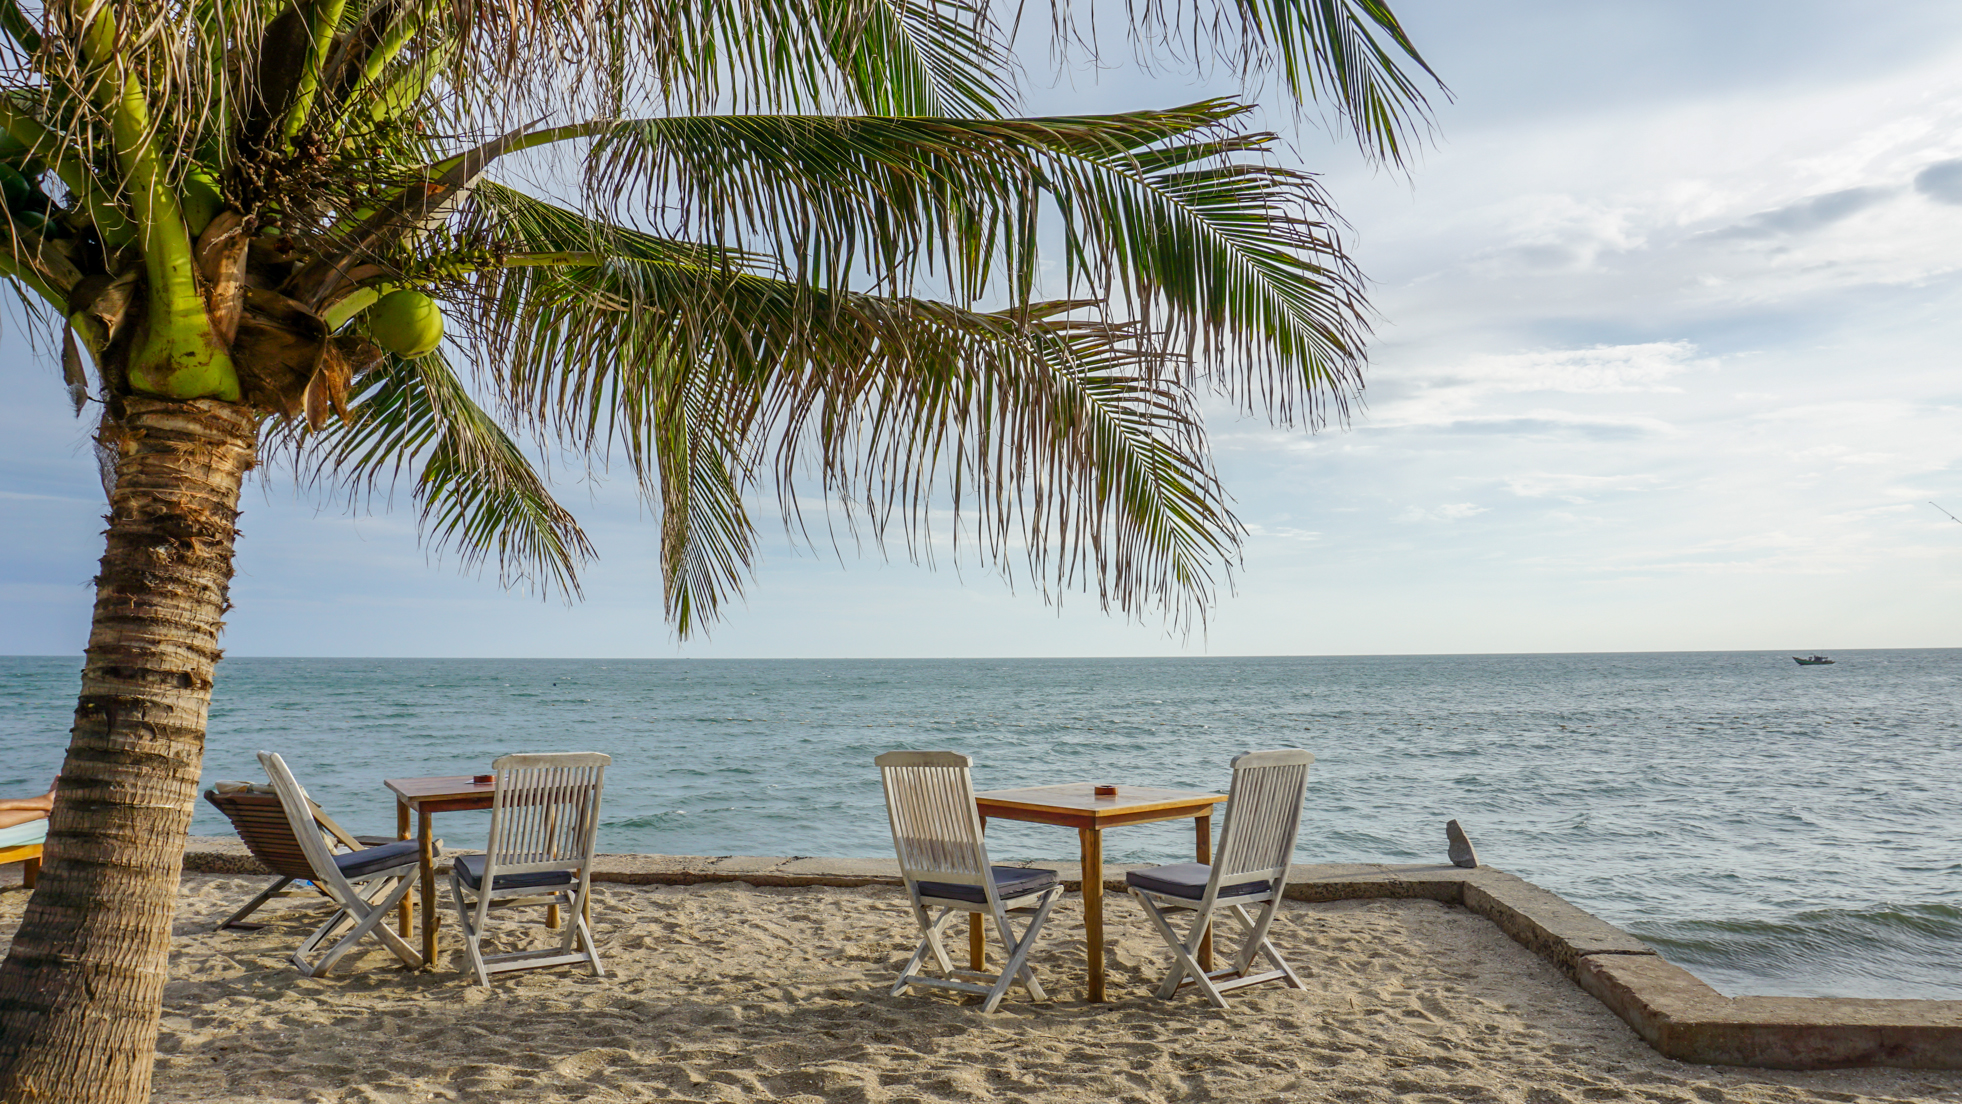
(0, 396, 259, 1104)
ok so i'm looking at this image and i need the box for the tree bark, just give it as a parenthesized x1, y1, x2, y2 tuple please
(0, 397, 258, 1104)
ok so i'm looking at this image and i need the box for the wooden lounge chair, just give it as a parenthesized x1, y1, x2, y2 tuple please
(202, 781, 410, 931)
(257, 752, 427, 976)
(876, 750, 1064, 1013)
(0, 819, 46, 889)
(450, 752, 610, 985)
(1126, 748, 1315, 1008)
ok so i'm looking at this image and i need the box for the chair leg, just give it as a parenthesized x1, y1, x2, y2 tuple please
(982, 889, 1060, 1012)
(218, 877, 295, 931)
(1226, 900, 1302, 989)
(364, 878, 426, 968)
(574, 910, 605, 978)
(1131, 889, 1229, 1008)
(451, 873, 491, 987)
(313, 877, 422, 976)
(893, 906, 958, 996)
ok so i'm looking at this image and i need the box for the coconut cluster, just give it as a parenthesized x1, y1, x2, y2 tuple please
(0, 137, 57, 239)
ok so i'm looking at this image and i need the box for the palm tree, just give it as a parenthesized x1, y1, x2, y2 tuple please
(0, 0, 1436, 1099)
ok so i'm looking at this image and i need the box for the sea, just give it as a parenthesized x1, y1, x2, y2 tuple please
(3, 650, 1957, 1001)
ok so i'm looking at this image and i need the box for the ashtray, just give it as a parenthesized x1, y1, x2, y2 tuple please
(472, 774, 494, 785)
(1094, 784, 1118, 797)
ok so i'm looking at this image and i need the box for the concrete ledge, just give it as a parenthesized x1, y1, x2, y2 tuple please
(1576, 954, 1962, 1070)
(1285, 861, 1474, 905)
(175, 841, 1962, 1071)
(1464, 869, 1656, 979)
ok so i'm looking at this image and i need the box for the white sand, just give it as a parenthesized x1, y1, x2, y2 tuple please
(4, 874, 1960, 1103)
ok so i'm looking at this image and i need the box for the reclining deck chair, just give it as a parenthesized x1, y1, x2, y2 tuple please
(1126, 749, 1314, 1009)
(450, 752, 609, 986)
(0, 819, 46, 889)
(876, 751, 1064, 1013)
(202, 782, 409, 930)
(258, 751, 427, 976)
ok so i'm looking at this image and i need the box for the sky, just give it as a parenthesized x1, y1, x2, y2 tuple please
(5, 0, 1962, 658)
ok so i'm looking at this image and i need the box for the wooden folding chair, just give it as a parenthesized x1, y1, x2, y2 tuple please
(876, 751, 1064, 1013)
(258, 752, 426, 976)
(202, 782, 407, 931)
(450, 752, 609, 986)
(1125, 748, 1315, 1009)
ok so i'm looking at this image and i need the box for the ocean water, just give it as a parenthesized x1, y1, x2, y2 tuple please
(3, 650, 1958, 1001)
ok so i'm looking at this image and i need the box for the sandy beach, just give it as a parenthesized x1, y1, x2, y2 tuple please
(4, 874, 1959, 1104)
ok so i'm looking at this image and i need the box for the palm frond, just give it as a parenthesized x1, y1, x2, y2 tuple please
(290, 349, 594, 597)
(817, 0, 1016, 117)
(580, 102, 1368, 423)
(446, 193, 1234, 631)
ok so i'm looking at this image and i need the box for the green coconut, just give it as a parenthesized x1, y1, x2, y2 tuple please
(0, 163, 30, 210)
(181, 170, 223, 236)
(14, 208, 61, 238)
(367, 289, 445, 357)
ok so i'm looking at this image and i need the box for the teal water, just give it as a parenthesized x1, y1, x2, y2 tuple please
(4, 651, 1958, 1000)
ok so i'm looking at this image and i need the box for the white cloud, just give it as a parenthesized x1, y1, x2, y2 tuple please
(1504, 472, 1660, 501)
(1395, 503, 1488, 523)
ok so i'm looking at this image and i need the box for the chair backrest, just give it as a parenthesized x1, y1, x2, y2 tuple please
(875, 751, 990, 892)
(481, 752, 610, 883)
(1210, 749, 1315, 893)
(203, 788, 322, 880)
(256, 751, 361, 899)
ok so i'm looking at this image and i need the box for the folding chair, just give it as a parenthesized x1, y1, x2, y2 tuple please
(876, 750, 1064, 1013)
(1125, 748, 1315, 1009)
(202, 781, 410, 931)
(258, 751, 426, 976)
(450, 752, 609, 986)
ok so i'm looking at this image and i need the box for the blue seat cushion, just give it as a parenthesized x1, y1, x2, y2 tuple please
(916, 865, 1058, 904)
(453, 853, 577, 893)
(333, 838, 422, 879)
(1126, 862, 1271, 901)
(0, 819, 48, 850)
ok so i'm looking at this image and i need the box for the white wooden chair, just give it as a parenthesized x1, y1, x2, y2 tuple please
(257, 751, 426, 977)
(1125, 748, 1315, 1008)
(449, 752, 609, 986)
(876, 750, 1063, 1013)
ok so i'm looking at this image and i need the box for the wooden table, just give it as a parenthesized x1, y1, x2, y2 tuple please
(971, 783, 1225, 1002)
(384, 775, 495, 969)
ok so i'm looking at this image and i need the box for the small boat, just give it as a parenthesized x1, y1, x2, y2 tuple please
(1793, 655, 1835, 666)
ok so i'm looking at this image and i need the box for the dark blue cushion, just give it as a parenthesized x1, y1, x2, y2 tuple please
(334, 839, 422, 879)
(453, 853, 576, 892)
(917, 866, 1058, 904)
(1126, 862, 1271, 901)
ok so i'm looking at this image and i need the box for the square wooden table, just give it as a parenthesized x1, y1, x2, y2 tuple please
(384, 775, 495, 968)
(972, 783, 1225, 1002)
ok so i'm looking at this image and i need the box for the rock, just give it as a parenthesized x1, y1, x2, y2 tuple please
(1446, 819, 1480, 868)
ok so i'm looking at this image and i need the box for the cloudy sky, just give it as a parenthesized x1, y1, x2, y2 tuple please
(6, 0, 1962, 658)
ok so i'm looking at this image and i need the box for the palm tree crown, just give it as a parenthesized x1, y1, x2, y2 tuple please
(3, 0, 1435, 631)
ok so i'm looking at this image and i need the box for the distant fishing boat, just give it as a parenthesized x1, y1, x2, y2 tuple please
(1793, 655, 1835, 666)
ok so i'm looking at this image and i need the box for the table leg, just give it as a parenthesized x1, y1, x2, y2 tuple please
(1195, 812, 1213, 972)
(969, 815, 986, 971)
(1079, 825, 1105, 1002)
(396, 801, 412, 938)
(418, 809, 437, 969)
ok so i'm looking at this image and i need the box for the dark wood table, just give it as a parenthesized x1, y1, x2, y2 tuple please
(971, 783, 1225, 1002)
(384, 775, 495, 968)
